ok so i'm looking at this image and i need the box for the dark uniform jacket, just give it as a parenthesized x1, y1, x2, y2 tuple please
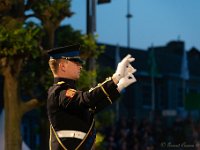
(47, 77, 120, 150)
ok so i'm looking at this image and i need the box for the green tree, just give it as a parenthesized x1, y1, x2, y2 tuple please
(0, 0, 104, 149)
(0, 18, 42, 150)
(31, 0, 73, 49)
(0, 0, 73, 149)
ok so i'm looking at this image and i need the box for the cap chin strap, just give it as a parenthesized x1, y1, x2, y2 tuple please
(62, 56, 81, 60)
(63, 56, 84, 65)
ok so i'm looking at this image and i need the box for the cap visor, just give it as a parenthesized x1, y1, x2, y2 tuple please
(68, 58, 85, 65)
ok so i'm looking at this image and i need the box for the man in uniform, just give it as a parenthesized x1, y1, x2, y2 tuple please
(47, 43, 136, 150)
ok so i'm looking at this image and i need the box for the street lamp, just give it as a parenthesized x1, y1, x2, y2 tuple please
(98, 0, 111, 4)
(87, 0, 111, 34)
(126, 0, 133, 49)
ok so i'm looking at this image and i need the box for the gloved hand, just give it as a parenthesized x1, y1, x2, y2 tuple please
(125, 64, 137, 76)
(113, 54, 135, 81)
(117, 73, 136, 92)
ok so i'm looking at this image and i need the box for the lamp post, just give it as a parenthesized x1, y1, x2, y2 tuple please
(86, 0, 96, 35)
(126, 0, 132, 49)
(86, 0, 111, 35)
(86, 0, 111, 72)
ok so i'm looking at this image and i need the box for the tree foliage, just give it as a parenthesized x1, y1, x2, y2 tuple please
(31, 0, 73, 48)
(31, 0, 72, 25)
(0, 18, 41, 58)
(0, 0, 74, 149)
(0, 0, 105, 149)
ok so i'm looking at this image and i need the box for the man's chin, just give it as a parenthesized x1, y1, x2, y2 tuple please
(74, 75, 80, 80)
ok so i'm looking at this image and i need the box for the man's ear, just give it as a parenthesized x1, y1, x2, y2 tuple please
(59, 61, 66, 72)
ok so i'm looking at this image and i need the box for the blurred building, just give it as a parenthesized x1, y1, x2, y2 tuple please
(1, 40, 200, 148)
(97, 40, 200, 120)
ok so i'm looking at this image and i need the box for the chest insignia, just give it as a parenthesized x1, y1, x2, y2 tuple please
(66, 89, 76, 99)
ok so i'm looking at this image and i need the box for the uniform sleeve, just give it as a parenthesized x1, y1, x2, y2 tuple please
(59, 77, 121, 112)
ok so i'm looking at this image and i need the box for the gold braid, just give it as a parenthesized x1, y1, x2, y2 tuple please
(50, 124, 68, 150)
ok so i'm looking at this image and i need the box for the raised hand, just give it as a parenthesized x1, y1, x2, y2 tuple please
(113, 54, 135, 81)
(117, 73, 137, 92)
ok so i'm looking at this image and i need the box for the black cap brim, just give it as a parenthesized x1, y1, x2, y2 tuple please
(67, 58, 85, 65)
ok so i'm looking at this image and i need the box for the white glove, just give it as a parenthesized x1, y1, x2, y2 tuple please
(125, 64, 137, 76)
(117, 73, 136, 92)
(113, 54, 135, 81)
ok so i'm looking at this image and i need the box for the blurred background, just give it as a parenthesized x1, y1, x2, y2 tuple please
(0, 0, 200, 150)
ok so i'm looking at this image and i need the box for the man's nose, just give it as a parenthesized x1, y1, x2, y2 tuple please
(79, 65, 83, 70)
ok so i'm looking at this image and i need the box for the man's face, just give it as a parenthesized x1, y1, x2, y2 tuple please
(59, 59, 82, 80)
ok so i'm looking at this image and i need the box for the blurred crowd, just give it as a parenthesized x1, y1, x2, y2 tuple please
(99, 115, 200, 150)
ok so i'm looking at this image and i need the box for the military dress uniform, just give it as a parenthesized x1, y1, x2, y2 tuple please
(47, 44, 121, 150)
